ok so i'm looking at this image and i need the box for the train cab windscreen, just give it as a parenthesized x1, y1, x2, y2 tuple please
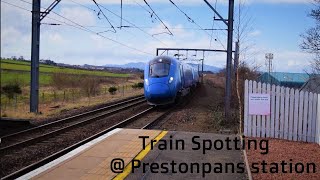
(149, 62, 170, 78)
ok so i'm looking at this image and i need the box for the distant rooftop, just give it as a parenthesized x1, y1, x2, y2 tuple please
(300, 75, 320, 94)
(257, 72, 310, 88)
(267, 72, 309, 83)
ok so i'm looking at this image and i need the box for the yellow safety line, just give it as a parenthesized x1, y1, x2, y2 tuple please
(113, 130, 168, 180)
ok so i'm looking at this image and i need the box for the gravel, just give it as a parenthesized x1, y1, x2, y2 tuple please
(246, 138, 320, 179)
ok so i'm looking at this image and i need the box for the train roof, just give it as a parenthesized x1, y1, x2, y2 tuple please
(148, 56, 198, 71)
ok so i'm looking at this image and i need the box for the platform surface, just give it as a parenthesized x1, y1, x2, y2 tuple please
(18, 129, 247, 180)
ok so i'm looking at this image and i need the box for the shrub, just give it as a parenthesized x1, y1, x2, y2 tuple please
(132, 82, 144, 89)
(2, 83, 22, 99)
(108, 86, 117, 95)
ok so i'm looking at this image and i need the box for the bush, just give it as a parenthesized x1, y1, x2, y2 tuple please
(108, 86, 117, 95)
(132, 82, 144, 89)
(2, 83, 22, 99)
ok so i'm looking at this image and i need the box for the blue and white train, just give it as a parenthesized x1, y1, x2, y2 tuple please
(144, 56, 200, 105)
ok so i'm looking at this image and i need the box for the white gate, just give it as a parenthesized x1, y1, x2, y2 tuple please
(244, 80, 320, 144)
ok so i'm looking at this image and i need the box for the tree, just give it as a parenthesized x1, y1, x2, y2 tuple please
(300, 0, 320, 74)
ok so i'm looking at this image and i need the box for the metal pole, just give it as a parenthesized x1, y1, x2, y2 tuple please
(30, 0, 40, 113)
(225, 0, 234, 121)
(201, 60, 204, 83)
(202, 51, 204, 83)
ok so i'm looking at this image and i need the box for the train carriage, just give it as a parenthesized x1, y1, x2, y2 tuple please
(144, 56, 200, 105)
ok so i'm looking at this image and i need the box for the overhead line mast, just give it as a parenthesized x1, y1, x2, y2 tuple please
(30, 0, 61, 113)
(203, 0, 235, 121)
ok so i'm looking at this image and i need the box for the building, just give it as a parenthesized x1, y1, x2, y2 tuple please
(257, 72, 309, 88)
(300, 75, 320, 94)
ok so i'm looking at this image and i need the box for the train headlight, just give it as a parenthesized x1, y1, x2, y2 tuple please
(145, 79, 149, 86)
(169, 77, 174, 83)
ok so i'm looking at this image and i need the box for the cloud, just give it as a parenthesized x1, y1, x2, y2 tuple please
(249, 30, 261, 37)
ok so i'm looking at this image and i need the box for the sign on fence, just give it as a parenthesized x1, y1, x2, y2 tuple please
(244, 80, 320, 145)
(249, 93, 270, 115)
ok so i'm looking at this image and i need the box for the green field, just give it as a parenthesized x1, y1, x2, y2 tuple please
(1, 59, 129, 78)
(1, 59, 129, 86)
(1, 70, 52, 86)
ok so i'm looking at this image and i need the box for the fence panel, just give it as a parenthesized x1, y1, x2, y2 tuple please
(275, 86, 281, 138)
(261, 83, 267, 138)
(307, 92, 314, 142)
(270, 85, 276, 138)
(252, 81, 257, 137)
(280, 87, 285, 138)
(283, 87, 290, 139)
(312, 94, 318, 142)
(244, 80, 319, 144)
(257, 82, 262, 137)
(248, 80, 253, 136)
(266, 84, 271, 138)
(288, 88, 295, 140)
(244, 80, 249, 136)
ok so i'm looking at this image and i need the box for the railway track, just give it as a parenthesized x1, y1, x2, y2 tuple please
(0, 95, 145, 153)
(1, 90, 197, 179)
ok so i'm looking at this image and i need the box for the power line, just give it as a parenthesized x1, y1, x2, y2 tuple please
(65, 0, 167, 46)
(92, 0, 116, 33)
(168, 0, 211, 37)
(133, 0, 156, 22)
(1, 0, 30, 12)
(14, 0, 154, 55)
(209, 0, 218, 49)
(81, 25, 226, 31)
(143, 0, 173, 36)
(64, 0, 139, 39)
(97, 3, 168, 46)
(67, 0, 97, 12)
(168, 0, 225, 50)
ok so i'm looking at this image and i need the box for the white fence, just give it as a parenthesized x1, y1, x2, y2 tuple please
(244, 80, 320, 145)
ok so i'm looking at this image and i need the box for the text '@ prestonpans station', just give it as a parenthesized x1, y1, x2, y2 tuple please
(110, 136, 317, 177)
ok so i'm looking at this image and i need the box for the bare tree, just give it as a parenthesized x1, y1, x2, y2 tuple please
(300, 0, 320, 74)
(233, 0, 261, 134)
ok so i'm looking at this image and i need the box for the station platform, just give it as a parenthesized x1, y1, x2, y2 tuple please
(18, 128, 247, 180)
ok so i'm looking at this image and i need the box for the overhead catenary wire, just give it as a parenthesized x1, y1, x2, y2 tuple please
(143, 0, 174, 36)
(133, 0, 157, 22)
(14, 0, 154, 55)
(1, 0, 30, 11)
(64, 0, 142, 39)
(168, 0, 211, 37)
(91, 0, 116, 33)
(97, 2, 168, 46)
(66, 0, 168, 46)
(65, 0, 168, 46)
(209, 0, 218, 49)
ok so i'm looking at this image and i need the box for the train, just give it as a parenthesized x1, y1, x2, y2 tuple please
(144, 56, 200, 105)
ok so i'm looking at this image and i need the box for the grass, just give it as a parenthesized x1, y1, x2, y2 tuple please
(1, 70, 52, 86)
(0, 59, 129, 78)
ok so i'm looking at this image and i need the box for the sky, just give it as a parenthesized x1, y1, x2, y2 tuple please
(0, 0, 317, 73)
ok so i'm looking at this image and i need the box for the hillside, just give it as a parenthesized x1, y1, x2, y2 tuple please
(1, 59, 129, 86)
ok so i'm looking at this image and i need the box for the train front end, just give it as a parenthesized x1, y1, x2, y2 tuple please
(144, 56, 177, 105)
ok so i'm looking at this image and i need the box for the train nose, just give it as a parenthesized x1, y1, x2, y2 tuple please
(147, 83, 171, 98)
